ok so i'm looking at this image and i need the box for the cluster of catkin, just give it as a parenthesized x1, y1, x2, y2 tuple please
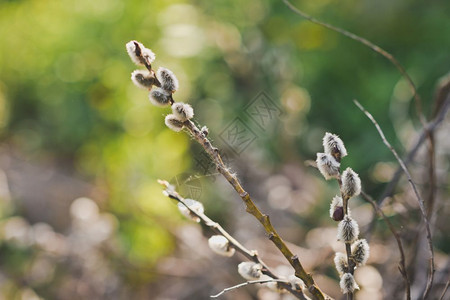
(126, 40, 194, 131)
(316, 133, 370, 294)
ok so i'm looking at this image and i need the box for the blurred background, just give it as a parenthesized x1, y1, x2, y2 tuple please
(0, 0, 449, 299)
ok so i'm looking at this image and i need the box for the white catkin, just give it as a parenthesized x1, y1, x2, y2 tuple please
(316, 153, 340, 180)
(149, 87, 171, 107)
(237, 262, 262, 281)
(334, 252, 348, 275)
(131, 70, 154, 89)
(323, 132, 348, 158)
(337, 216, 359, 243)
(157, 67, 179, 92)
(330, 195, 343, 219)
(126, 40, 155, 66)
(165, 114, 184, 132)
(341, 167, 362, 198)
(171, 102, 194, 121)
(339, 273, 359, 294)
(351, 239, 370, 266)
(208, 235, 235, 257)
(177, 199, 204, 222)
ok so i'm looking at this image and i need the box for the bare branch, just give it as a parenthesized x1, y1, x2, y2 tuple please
(360, 191, 411, 299)
(281, 0, 425, 124)
(158, 180, 307, 299)
(353, 100, 435, 299)
(182, 121, 329, 300)
(439, 279, 449, 300)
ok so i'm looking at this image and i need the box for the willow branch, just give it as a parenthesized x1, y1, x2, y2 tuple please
(439, 279, 449, 300)
(210, 279, 307, 299)
(354, 100, 435, 299)
(158, 179, 307, 299)
(182, 120, 329, 300)
(282, 0, 425, 125)
(360, 191, 411, 299)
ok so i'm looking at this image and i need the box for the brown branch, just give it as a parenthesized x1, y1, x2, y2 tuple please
(281, 0, 426, 125)
(439, 279, 449, 300)
(158, 179, 308, 299)
(182, 120, 329, 300)
(360, 191, 411, 299)
(353, 100, 435, 299)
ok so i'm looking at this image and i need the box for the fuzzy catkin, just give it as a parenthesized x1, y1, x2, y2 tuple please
(351, 239, 370, 266)
(238, 262, 262, 281)
(208, 235, 235, 257)
(126, 40, 155, 66)
(339, 273, 359, 294)
(337, 216, 359, 243)
(131, 70, 154, 89)
(341, 167, 361, 198)
(316, 153, 340, 180)
(157, 67, 179, 92)
(149, 87, 171, 107)
(165, 114, 184, 132)
(334, 252, 348, 275)
(330, 195, 344, 221)
(172, 102, 194, 121)
(177, 199, 204, 222)
(323, 132, 347, 159)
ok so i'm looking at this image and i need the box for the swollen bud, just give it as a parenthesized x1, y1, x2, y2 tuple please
(337, 216, 359, 243)
(157, 67, 179, 93)
(165, 114, 184, 132)
(334, 252, 348, 275)
(177, 199, 204, 222)
(131, 70, 154, 89)
(341, 167, 361, 198)
(172, 102, 194, 121)
(351, 239, 370, 266)
(340, 273, 359, 294)
(126, 40, 156, 66)
(323, 132, 347, 161)
(238, 262, 262, 281)
(316, 153, 340, 180)
(149, 87, 171, 107)
(330, 196, 345, 221)
(208, 235, 235, 257)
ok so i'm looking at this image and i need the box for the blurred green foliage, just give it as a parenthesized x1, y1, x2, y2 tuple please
(0, 0, 449, 297)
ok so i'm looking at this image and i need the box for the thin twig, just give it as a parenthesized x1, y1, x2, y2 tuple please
(439, 279, 449, 300)
(182, 120, 329, 300)
(281, 0, 425, 125)
(210, 279, 300, 299)
(158, 180, 307, 299)
(354, 99, 435, 299)
(360, 191, 411, 299)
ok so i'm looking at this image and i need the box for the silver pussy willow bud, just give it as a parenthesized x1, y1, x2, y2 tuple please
(131, 70, 154, 89)
(334, 252, 348, 275)
(165, 114, 184, 132)
(341, 167, 361, 198)
(126, 40, 156, 66)
(157, 67, 179, 93)
(340, 273, 359, 294)
(330, 195, 345, 221)
(208, 235, 235, 257)
(177, 199, 204, 222)
(323, 132, 347, 161)
(149, 87, 171, 107)
(351, 239, 370, 266)
(238, 262, 262, 281)
(171, 102, 194, 121)
(337, 216, 359, 243)
(316, 153, 340, 180)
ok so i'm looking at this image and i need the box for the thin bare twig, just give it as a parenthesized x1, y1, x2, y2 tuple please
(210, 279, 303, 299)
(439, 279, 449, 300)
(354, 100, 435, 299)
(182, 121, 329, 300)
(360, 191, 411, 299)
(158, 180, 307, 299)
(281, 0, 425, 125)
